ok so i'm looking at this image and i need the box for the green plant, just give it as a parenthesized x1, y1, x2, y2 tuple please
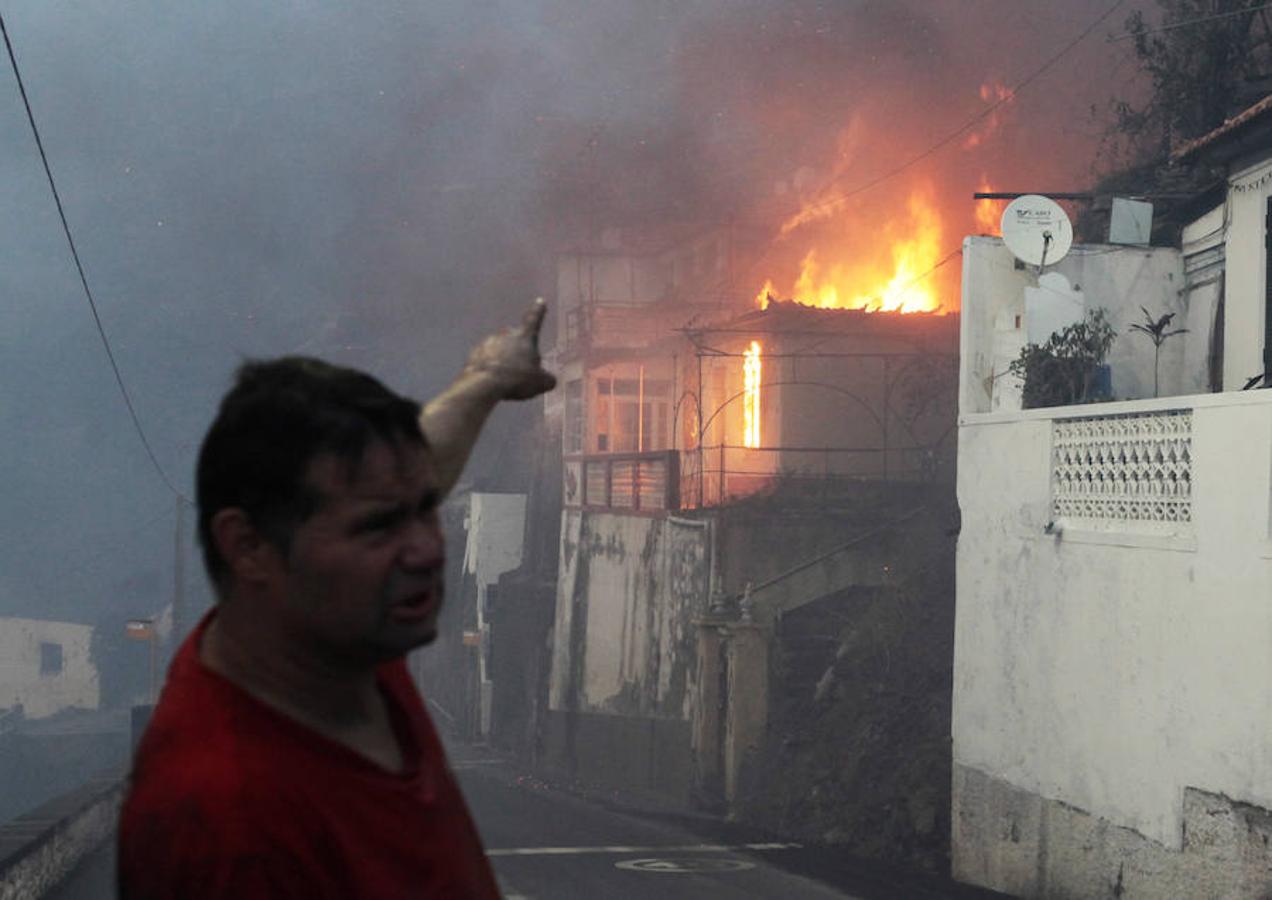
(1128, 306, 1188, 398)
(1009, 309, 1116, 409)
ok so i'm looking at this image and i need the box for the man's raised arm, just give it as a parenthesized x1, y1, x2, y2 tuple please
(420, 297, 556, 495)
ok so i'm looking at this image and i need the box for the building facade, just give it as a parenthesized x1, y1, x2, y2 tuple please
(952, 96, 1272, 897)
(0, 618, 99, 720)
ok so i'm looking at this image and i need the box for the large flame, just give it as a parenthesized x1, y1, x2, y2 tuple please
(743, 340, 762, 448)
(759, 187, 945, 314)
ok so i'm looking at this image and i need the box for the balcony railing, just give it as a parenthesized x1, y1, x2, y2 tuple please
(564, 451, 679, 513)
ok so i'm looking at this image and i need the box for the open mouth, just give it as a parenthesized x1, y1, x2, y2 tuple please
(388, 586, 441, 622)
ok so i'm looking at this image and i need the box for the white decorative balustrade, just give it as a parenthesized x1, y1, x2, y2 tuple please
(1051, 409, 1193, 530)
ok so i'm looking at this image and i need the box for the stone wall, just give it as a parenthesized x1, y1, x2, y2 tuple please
(0, 771, 123, 900)
(954, 763, 1272, 898)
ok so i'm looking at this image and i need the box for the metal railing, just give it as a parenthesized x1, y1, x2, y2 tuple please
(678, 441, 951, 509)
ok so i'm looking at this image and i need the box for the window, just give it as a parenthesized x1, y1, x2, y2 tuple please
(565, 380, 583, 453)
(595, 379, 611, 451)
(592, 370, 670, 452)
(39, 641, 62, 676)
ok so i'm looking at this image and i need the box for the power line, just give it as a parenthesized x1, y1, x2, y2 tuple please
(783, 0, 1127, 233)
(1107, 2, 1272, 42)
(0, 13, 190, 503)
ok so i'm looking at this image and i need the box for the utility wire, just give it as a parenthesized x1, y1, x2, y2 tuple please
(0, 13, 190, 503)
(784, 0, 1127, 232)
(1106, 2, 1272, 42)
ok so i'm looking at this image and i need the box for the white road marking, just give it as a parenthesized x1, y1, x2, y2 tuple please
(487, 842, 802, 857)
(497, 876, 533, 900)
(615, 857, 757, 873)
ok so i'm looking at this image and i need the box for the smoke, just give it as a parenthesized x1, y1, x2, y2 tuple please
(0, 0, 1134, 624)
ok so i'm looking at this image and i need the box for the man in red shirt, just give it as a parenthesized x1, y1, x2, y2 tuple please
(119, 300, 555, 898)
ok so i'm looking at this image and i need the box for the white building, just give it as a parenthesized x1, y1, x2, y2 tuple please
(0, 617, 99, 719)
(952, 95, 1272, 898)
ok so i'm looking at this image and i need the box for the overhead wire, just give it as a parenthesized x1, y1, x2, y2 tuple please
(1106, 2, 1272, 42)
(783, 0, 1128, 232)
(0, 13, 190, 504)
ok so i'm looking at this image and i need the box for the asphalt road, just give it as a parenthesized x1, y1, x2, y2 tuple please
(50, 741, 1009, 899)
(448, 744, 1005, 900)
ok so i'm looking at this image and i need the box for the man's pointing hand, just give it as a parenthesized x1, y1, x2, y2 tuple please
(463, 297, 557, 401)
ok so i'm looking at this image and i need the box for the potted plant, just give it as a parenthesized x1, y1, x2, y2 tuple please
(1010, 309, 1116, 409)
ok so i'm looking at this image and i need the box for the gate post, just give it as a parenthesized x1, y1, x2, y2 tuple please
(723, 622, 769, 814)
(690, 620, 728, 810)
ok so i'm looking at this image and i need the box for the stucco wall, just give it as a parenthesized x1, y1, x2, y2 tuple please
(953, 391, 1272, 857)
(959, 237, 1192, 414)
(548, 511, 708, 718)
(0, 619, 98, 719)
(1222, 156, 1272, 391)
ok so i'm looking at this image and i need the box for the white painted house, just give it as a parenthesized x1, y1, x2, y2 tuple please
(952, 96, 1272, 898)
(461, 492, 527, 736)
(0, 617, 99, 719)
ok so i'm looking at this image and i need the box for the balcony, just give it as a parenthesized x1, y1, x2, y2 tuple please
(563, 451, 679, 513)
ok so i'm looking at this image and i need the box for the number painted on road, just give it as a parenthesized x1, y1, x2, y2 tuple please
(614, 857, 756, 873)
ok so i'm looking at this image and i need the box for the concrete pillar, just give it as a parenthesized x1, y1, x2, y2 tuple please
(690, 622, 727, 809)
(724, 622, 769, 812)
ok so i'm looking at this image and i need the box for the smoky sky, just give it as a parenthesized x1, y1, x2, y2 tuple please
(0, 0, 1142, 623)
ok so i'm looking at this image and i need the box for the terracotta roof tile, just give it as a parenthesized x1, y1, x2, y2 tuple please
(1172, 93, 1272, 161)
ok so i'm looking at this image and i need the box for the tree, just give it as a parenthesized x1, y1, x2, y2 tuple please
(1128, 306, 1189, 398)
(1109, 2, 1272, 159)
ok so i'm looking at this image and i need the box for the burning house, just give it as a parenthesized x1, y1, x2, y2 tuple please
(508, 217, 962, 856)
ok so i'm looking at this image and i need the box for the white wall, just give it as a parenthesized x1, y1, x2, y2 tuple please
(960, 238, 1191, 414)
(549, 510, 584, 711)
(462, 493, 526, 735)
(0, 618, 99, 718)
(953, 391, 1272, 848)
(463, 493, 526, 590)
(549, 511, 709, 717)
(1181, 204, 1225, 394)
(1222, 157, 1272, 390)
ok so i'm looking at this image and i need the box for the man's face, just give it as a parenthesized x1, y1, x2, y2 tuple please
(274, 437, 446, 664)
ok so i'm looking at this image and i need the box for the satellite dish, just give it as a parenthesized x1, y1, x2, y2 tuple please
(1001, 194, 1073, 268)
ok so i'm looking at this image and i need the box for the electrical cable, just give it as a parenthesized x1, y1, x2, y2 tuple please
(783, 0, 1127, 232)
(0, 13, 190, 503)
(1106, 2, 1272, 42)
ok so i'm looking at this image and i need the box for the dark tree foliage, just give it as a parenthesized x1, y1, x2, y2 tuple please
(1106, 1, 1272, 164)
(1079, 3, 1272, 242)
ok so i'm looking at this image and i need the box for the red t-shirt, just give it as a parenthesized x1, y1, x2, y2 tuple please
(118, 612, 500, 899)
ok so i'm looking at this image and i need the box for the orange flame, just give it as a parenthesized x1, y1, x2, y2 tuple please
(755, 278, 776, 308)
(962, 81, 1015, 150)
(758, 187, 945, 314)
(974, 177, 1000, 235)
(743, 341, 762, 448)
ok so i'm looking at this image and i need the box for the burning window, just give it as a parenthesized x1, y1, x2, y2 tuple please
(743, 341, 762, 448)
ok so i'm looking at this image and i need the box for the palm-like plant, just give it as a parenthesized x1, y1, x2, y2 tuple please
(1129, 306, 1188, 398)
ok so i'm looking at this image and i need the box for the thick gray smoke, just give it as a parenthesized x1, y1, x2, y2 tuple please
(0, 0, 1129, 631)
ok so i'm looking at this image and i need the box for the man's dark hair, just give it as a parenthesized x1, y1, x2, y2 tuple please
(196, 356, 425, 591)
